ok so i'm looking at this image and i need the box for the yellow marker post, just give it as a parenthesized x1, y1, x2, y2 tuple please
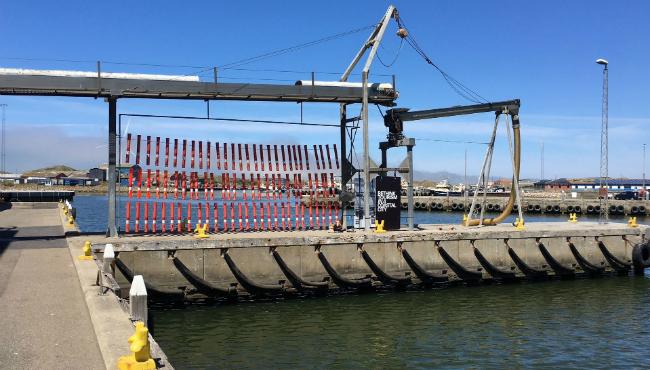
(514, 218, 525, 230)
(568, 213, 578, 223)
(78, 241, 93, 260)
(117, 322, 156, 370)
(374, 220, 386, 233)
(628, 217, 638, 228)
(194, 223, 209, 239)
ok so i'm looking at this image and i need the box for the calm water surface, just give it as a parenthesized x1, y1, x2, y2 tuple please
(72, 195, 650, 369)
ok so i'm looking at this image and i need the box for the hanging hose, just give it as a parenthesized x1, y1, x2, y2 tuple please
(465, 113, 520, 226)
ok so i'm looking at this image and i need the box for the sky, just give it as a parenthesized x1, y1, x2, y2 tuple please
(0, 0, 649, 180)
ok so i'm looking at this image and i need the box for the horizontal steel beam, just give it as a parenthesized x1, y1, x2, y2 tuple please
(0, 74, 397, 105)
(395, 99, 520, 122)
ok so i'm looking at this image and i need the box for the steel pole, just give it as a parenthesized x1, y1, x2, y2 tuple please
(340, 103, 348, 228)
(107, 98, 118, 237)
(362, 71, 371, 231)
(407, 144, 414, 230)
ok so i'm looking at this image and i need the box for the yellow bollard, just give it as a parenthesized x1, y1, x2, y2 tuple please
(374, 220, 386, 233)
(568, 213, 578, 223)
(117, 322, 156, 370)
(78, 241, 93, 260)
(628, 217, 638, 228)
(514, 218, 525, 230)
(194, 223, 209, 239)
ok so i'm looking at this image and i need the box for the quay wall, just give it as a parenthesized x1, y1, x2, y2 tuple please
(103, 223, 650, 296)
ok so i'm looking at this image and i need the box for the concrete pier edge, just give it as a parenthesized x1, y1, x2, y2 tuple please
(59, 206, 173, 369)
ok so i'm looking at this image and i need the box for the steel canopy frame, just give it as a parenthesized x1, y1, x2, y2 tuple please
(0, 70, 397, 237)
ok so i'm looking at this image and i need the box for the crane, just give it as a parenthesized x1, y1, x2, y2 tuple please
(380, 99, 523, 227)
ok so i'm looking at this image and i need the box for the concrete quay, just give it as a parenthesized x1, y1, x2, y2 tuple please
(0, 202, 171, 370)
(88, 220, 650, 299)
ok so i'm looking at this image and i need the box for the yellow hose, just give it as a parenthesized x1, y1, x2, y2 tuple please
(464, 117, 520, 226)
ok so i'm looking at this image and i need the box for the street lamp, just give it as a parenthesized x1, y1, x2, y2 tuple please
(596, 58, 608, 223)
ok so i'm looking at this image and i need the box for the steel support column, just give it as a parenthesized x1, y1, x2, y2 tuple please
(340, 103, 348, 228)
(407, 144, 414, 230)
(362, 71, 371, 231)
(107, 97, 118, 237)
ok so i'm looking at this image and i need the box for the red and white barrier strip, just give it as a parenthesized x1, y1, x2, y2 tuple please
(181, 172, 187, 200)
(173, 171, 179, 199)
(319, 145, 326, 170)
(210, 173, 215, 200)
(253, 201, 258, 231)
(136, 168, 143, 198)
(242, 173, 247, 201)
(182, 139, 187, 168)
(253, 144, 258, 171)
(146, 136, 151, 166)
(259, 144, 265, 171)
(165, 138, 170, 167)
(197, 202, 203, 228)
(292, 145, 299, 171)
(273, 202, 279, 231)
(301, 204, 306, 230)
(266, 145, 272, 172)
(245, 203, 250, 231)
(223, 142, 228, 170)
(245, 143, 250, 171)
(313, 145, 320, 170)
(231, 143, 236, 171)
(187, 203, 192, 232)
(128, 167, 134, 198)
(274, 145, 280, 171)
(285, 174, 291, 200)
(260, 203, 266, 231)
(206, 141, 211, 170)
(325, 144, 332, 170)
(281, 203, 286, 231)
(213, 203, 219, 233)
(257, 174, 262, 200)
(230, 203, 235, 232)
(237, 202, 243, 232)
(303, 145, 310, 171)
(169, 202, 175, 233)
(222, 203, 228, 232)
(286, 145, 292, 171)
(265, 174, 270, 200)
(125, 133, 132, 163)
(161, 202, 167, 233)
(135, 134, 141, 164)
(221, 173, 227, 200)
(152, 202, 157, 233)
(173, 139, 178, 168)
(177, 202, 182, 233)
(333, 143, 339, 170)
(297, 144, 304, 170)
(125, 202, 131, 233)
(199, 141, 203, 169)
(163, 170, 169, 199)
(215, 142, 220, 170)
(191, 140, 196, 168)
(135, 201, 140, 233)
(155, 170, 160, 198)
(231, 173, 237, 200)
(237, 144, 244, 171)
(155, 137, 161, 167)
(204, 172, 209, 200)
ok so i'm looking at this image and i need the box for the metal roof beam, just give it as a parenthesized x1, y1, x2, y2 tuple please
(0, 74, 397, 105)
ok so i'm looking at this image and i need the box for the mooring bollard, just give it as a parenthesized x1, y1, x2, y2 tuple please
(130, 275, 148, 327)
(78, 241, 93, 260)
(117, 321, 156, 370)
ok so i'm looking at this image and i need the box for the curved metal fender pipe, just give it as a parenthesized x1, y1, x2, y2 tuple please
(270, 248, 329, 290)
(537, 242, 575, 277)
(114, 257, 185, 299)
(472, 246, 517, 280)
(465, 114, 520, 226)
(437, 243, 482, 282)
(567, 242, 605, 275)
(358, 246, 411, 285)
(171, 256, 237, 297)
(506, 244, 548, 279)
(398, 246, 448, 283)
(597, 240, 631, 273)
(221, 249, 284, 294)
(315, 248, 373, 289)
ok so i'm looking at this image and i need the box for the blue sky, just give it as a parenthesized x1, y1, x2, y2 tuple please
(0, 0, 648, 179)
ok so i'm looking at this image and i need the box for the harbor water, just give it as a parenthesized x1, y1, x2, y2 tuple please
(72, 195, 650, 369)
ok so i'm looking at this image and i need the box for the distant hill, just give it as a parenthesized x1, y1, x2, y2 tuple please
(413, 170, 478, 185)
(23, 165, 77, 176)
